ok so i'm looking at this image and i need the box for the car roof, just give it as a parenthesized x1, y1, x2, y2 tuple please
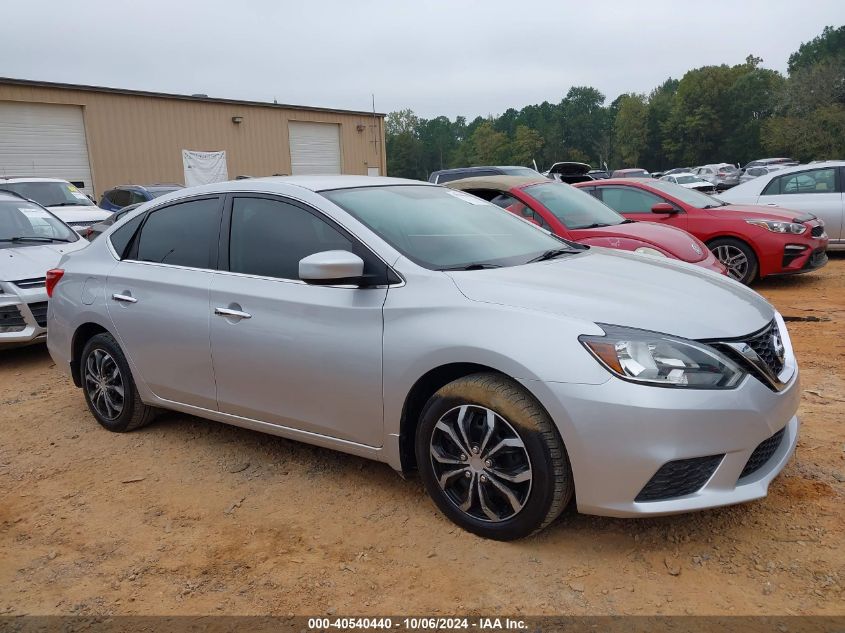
(579, 178, 657, 186)
(114, 183, 184, 191)
(748, 160, 844, 176)
(664, 172, 699, 178)
(613, 168, 649, 173)
(171, 175, 428, 196)
(0, 177, 69, 183)
(444, 175, 547, 190)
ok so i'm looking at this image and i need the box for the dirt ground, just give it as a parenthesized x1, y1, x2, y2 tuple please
(1, 256, 843, 617)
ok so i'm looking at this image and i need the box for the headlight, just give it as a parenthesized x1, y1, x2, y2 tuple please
(634, 247, 667, 258)
(579, 325, 744, 389)
(746, 219, 806, 234)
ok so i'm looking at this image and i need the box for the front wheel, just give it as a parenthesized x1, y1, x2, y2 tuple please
(708, 237, 758, 284)
(415, 373, 573, 540)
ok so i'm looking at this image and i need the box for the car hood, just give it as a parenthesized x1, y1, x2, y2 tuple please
(0, 240, 87, 281)
(578, 221, 709, 262)
(707, 203, 817, 223)
(447, 249, 773, 340)
(46, 205, 112, 222)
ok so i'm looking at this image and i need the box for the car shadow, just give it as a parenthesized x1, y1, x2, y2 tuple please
(0, 342, 53, 372)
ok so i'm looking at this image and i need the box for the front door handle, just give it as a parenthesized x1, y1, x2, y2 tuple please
(214, 307, 252, 319)
(112, 293, 137, 303)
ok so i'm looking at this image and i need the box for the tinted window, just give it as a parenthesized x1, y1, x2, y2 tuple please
(229, 197, 354, 280)
(134, 198, 220, 267)
(128, 191, 148, 205)
(109, 213, 145, 258)
(110, 190, 132, 207)
(764, 168, 837, 195)
(322, 186, 572, 270)
(598, 187, 664, 213)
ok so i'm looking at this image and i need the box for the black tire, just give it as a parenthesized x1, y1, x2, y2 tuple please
(415, 372, 573, 540)
(708, 237, 759, 285)
(80, 332, 157, 432)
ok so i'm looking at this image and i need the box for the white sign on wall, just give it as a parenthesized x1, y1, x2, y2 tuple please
(182, 150, 228, 187)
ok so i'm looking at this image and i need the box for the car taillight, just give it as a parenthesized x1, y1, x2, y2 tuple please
(82, 227, 94, 239)
(46, 269, 64, 298)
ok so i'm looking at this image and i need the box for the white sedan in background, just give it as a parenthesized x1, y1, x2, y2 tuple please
(0, 177, 111, 235)
(720, 161, 844, 250)
(659, 172, 716, 193)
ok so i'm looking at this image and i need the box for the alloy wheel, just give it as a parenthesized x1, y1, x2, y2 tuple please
(429, 405, 533, 522)
(712, 244, 749, 281)
(84, 349, 125, 420)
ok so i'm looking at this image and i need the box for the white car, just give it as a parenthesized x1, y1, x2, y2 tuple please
(720, 161, 844, 250)
(0, 177, 111, 235)
(659, 172, 716, 193)
(0, 191, 88, 347)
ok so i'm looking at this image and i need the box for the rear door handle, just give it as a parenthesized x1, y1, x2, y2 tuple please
(112, 293, 137, 303)
(214, 307, 252, 319)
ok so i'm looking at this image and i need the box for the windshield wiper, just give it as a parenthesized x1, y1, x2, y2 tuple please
(526, 247, 580, 263)
(577, 223, 612, 229)
(440, 263, 502, 271)
(0, 236, 73, 243)
(49, 202, 92, 207)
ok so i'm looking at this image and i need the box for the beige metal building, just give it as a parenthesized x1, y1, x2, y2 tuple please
(0, 77, 386, 198)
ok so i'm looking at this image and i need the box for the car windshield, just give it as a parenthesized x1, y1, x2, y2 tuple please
(1, 181, 94, 207)
(0, 200, 78, 244)
(523, 182, 625, 229)
(322, 185, 577, 270)
(646, 180, 725, 208)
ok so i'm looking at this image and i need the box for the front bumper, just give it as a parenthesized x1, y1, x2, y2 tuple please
(0, 284, 49, 347)
(522, 367, 800, 517)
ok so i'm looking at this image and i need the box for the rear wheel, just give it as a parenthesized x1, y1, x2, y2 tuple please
(80, 333, 157, 432)
(415, 373, 573, 540)
(708, 238, 758, 284)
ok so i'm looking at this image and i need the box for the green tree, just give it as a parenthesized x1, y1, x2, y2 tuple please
(510, 125, 544, 166)
(788, 25, 845, 73)
(469, 121, 510, 164)
(614, 94, 648, 166)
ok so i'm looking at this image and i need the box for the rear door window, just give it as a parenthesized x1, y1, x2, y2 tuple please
(130, 197, 222, 268)
(597, 186, 664, 213)
(763, 168, 837, 195)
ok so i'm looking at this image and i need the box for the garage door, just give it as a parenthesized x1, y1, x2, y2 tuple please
(288, 121, 341, 175)
(0, 102, 94, 196)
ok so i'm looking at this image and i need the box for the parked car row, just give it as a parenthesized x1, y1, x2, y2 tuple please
(44, 175, 802, 540)
(573, 176, 830, 284)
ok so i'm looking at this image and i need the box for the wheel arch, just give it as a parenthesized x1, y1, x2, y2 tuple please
(69, 322, 111, 387)
(398, 362, 546, 474)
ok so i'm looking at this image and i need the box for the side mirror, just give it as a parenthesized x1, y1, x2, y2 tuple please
(651, 202, 678, 214)
(299, 250, 365, 285)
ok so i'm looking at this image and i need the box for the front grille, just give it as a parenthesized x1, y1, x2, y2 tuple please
(27, 301, 48, 327)
(635, 454, 724, 502)
(0, 305, 26, 329)
(739, 428, 786, 480)
(744, 320, 785, 376)
(811, 225, 825, 237)
(68, 220, 98, 228)
(12, 277, 46, 289)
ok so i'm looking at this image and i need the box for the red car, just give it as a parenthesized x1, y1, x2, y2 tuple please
(574, 178, 829, 284)
(445, 176, 727, 274)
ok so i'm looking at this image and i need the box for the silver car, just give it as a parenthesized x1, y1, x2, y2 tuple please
(0, 191, 87, 348)
(47, 177, 800, 540)
(721, 161, 844, 250)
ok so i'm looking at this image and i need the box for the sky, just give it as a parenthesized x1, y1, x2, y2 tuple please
(2, 1, 843, 119)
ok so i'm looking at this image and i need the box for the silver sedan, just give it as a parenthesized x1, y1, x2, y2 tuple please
(46, 176, 800, 540)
